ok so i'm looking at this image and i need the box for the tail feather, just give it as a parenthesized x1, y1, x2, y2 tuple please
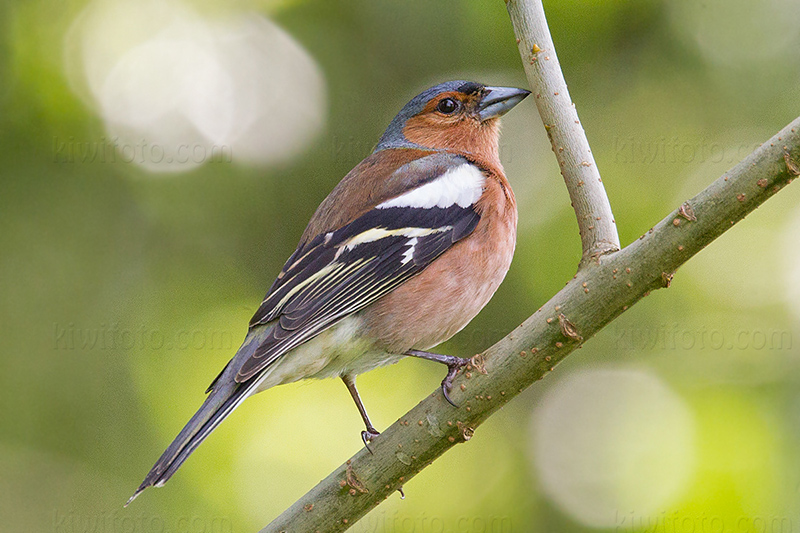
(127, 327, 272, 506)
(126, 380, 254, 505)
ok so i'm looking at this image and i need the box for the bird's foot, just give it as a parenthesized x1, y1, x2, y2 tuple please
(361, 426, 381, 454)
(441, 356, 471, 407)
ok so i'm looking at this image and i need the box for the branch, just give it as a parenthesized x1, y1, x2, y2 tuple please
(261, 0, 800, 529)
(506, 0, 620, 266)
(262, 118, 800, 531)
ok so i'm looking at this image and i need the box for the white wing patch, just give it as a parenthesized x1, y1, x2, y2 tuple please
(377, 164, 486, 210)
(334, 226, 451, 259)
(401, 237, 418, 265)
(341, 227, 449, 250)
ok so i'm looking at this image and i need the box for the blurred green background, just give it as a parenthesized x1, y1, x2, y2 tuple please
(3, 0, 800, 531)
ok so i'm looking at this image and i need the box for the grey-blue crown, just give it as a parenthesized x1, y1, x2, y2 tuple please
(375, 80, 485, 152)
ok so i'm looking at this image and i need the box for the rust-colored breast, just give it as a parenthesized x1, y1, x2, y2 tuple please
(361, 168, 517, 353)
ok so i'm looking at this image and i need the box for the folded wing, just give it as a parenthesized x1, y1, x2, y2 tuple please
(237, 160, 487, 382)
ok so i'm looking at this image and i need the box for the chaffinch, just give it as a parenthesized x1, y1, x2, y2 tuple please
(128, 80, 529, 504)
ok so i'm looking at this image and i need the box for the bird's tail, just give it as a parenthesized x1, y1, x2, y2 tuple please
(126, 329, 269, 506)
(125, 379, 252, 505)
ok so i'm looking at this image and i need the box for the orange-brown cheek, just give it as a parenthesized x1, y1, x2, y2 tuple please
(402, 114, 470, 150)
(402, 115, 501, 169)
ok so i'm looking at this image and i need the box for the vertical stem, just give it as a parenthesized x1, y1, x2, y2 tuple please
(506, 0, 620, 267)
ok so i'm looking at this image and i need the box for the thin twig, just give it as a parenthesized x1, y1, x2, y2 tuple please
(261, 117, 800, 532)
(506, 0, 620, 267)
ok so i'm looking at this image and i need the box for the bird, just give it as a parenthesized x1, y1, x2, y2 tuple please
(127, 80, 529, 505)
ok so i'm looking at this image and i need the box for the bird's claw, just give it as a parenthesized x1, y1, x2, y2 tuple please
(361, 427, 381, 454)
(441, 357, 470, 407)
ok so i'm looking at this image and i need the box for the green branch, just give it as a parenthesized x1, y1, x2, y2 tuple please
(261, 115, 800, 532)
(261, 0, 800, 529)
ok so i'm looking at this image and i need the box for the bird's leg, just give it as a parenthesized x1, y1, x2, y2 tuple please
(341, 374, 381, 453)
(405, 350, 470, 407)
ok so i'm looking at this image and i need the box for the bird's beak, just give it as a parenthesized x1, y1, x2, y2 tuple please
(476, 86, 531, 121)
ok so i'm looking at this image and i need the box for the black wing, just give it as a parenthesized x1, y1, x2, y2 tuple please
(236, 201, 481, 382)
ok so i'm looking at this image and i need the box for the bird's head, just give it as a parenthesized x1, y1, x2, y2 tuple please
(376, 81, 530, 165)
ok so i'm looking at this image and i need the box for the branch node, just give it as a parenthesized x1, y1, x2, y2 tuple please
(784, 149, 800, 175)
(558, 313, 583, 342)
(345, 463, 369, 494)
(678, 203, 697, 222)
(457, 421, 475, 441)
(470, 354, 488, 374)
(581, 241, 620, 267)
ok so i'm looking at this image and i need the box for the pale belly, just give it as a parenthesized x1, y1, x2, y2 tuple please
(253, 315, 403, 393)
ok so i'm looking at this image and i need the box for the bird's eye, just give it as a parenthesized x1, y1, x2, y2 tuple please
(436, 98, 459, 115)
